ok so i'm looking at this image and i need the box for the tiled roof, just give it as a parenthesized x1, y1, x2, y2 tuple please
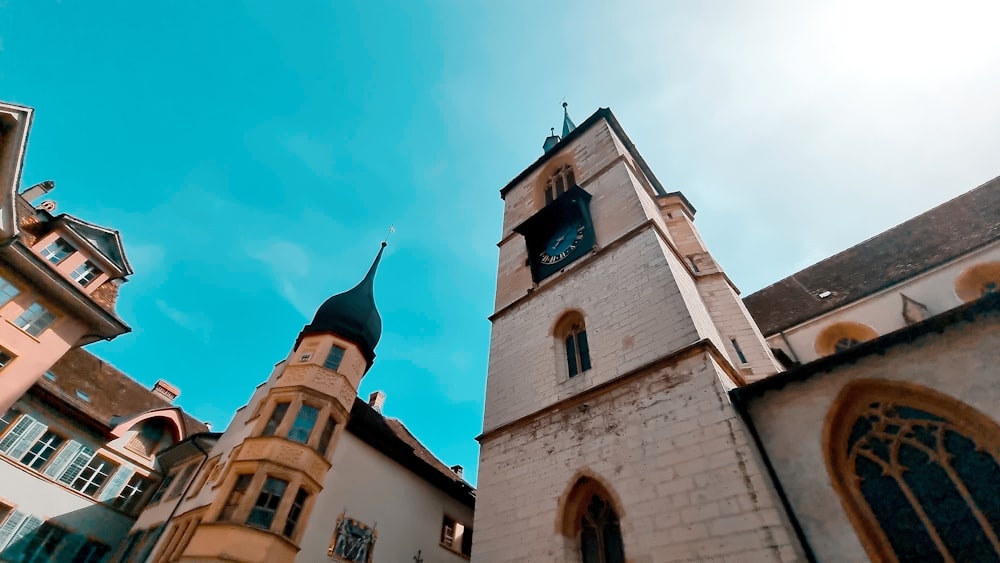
(347, 397, 475, 507)
(37, 347, 207, 435)
(744, 175, 1000, 336)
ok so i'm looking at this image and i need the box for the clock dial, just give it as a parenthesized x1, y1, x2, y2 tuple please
(539, 222, 586, 265)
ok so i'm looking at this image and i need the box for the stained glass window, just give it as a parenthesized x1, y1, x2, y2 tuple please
(580, 495, 625, 563)
(843, 401, 1000, 562)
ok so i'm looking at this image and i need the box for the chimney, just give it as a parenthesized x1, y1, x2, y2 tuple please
(20, 180, 55, 203)
(368, 391, 386, 413)
(450, 465, 464, 477)
(152, 379, 180, 404)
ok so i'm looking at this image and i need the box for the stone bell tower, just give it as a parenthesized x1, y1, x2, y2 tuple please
(175, 243, 387, 562)
(472, 107, 803, 562)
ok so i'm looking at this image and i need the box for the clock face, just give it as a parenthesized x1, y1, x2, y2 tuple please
(539, 222, 586, 265)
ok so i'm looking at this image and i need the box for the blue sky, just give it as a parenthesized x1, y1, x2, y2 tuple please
(2, 0, 998, 484)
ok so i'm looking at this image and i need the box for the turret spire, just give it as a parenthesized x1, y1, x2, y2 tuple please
(301, 241, 388, 368)
(562, 101, 576, 138)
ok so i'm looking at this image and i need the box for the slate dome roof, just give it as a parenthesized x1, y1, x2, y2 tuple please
(301, 243, 386, 365)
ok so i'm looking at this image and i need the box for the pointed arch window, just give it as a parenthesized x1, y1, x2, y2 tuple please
(825, 380, 1000, 562)
(555, 312, 591, 378)
(545, 165, 576, 205)
(580, 496, 625, 563)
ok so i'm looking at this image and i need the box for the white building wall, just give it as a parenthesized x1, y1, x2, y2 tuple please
(297, 432, 474, 563)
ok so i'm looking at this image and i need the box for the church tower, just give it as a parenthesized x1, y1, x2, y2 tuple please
(170, 244, 387, 562)
(472, 107, 804, 561)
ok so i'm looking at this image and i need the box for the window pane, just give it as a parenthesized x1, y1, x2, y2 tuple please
(21, 431, 65, 470)
(317, 417, 337, 454)
(288, 405, 319, 444)
(70, 261, 102, 287)
(41, 239, 74, 264)
(283, 488, 309, 537)
(71, 457, 118, 497)
(566, 334, 578, 377)
(0, 408, 20, 434)
(0, 276, 20, 306)
(14, 303, 57, 337)
(247, 477, 287, 529)
(220, 474, 253, 521)
(263, 402, 289, 436)
(324, 346, 345, 370)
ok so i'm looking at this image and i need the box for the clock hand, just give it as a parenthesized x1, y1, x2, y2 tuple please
(551, 234, 567, 250)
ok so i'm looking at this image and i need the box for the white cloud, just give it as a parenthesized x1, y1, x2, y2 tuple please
(155, 299, 211, 342)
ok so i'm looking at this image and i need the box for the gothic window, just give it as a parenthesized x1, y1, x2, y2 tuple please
(580, 496, 625, 563)
(556, 312, 591, 377)
(328, 513, 377, 563)
(826, 380, 1000, 562)
(545, 165, 576, 205)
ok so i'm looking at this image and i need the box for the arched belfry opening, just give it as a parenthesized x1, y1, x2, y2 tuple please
(824, 379, 1000, 562)
(557, 473, 626, 563)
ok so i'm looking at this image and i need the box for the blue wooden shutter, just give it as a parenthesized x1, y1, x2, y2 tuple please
(0, 510, 26, 552)
(44, 440, 83, 478)
(5, 419, 47, 461)
(578, 330, 591, 372)
(58, 446, 96, 485)
(99, 466, 134, 502)
(566, 334, 578, 376)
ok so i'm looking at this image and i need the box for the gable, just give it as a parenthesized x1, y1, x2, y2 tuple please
(60, 214, 133, 275)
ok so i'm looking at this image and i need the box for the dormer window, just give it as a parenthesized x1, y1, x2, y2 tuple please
(40, 238, 75, 265)
(70, 261, 102, 287)
(545, 165, 576, 205)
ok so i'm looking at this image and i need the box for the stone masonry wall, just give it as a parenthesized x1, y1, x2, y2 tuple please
(473, 350, 803, 563)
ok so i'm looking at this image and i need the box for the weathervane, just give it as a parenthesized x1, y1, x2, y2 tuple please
(383, 225, 395, 246)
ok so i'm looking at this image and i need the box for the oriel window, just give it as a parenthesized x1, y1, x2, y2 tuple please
(288, 405, 319, 444)
(247, 477, 288, 530)
(262, 402, 290, 436)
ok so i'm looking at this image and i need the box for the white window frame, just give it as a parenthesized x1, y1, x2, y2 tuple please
(40, 239, 75, 265)
(71, 456, 118, 497)
(14, 303, 57, 337)
(0, 277, 19, 307)
(69, 261, 102, 287)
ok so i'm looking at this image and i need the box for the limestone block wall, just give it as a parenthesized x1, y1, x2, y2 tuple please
(474, 350, 803, 562)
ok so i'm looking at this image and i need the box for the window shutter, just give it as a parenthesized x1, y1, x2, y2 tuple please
(5, 419, 47, 461)
(0, 414, 43, 455)
(2, 514, 42, 560)
(566, 335, 578, 377)
(58, 446, 96, 485)
(43, 440, 83, 478)
(99, 466, 134, 502)
(578, 330, 591, 372)
(0, 510, 26, 552)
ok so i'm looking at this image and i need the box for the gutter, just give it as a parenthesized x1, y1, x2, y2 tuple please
(728, 387, 817, 562)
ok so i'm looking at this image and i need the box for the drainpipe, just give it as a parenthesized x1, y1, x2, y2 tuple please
(778, 330, 801, 365)
(144, 435, 212, 563)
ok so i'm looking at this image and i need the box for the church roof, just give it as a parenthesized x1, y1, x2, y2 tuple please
(744, 175, 1000, 336)
(301, 243, 386, 366)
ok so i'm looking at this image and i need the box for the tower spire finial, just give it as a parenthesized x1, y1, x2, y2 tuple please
(561, 101, 576, 138)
